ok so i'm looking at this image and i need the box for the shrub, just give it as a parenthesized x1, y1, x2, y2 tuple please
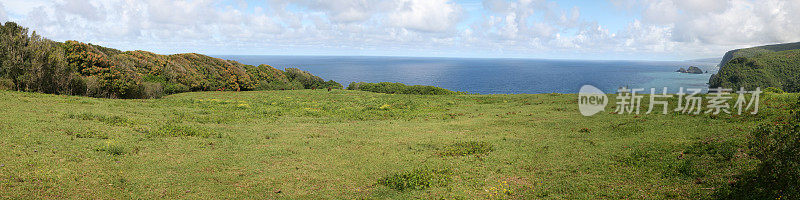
(720, 97, 800, 199)
(163, 83, 190, 94)
(440, 141, 494, 156)
(378, 168, 451, 191)
(254, 80, 301, 90)
(764, 87, 785, 94)
(743, 121, 800, 198)
(246, 64, 291, 90)
(348, 82, 462, 95)
(139, 82, 164, 99)
(284, 68, 341, 89)
(67, 75, 87, 95)
(0, 78, 14, 90)
(288, 80, 305, 90)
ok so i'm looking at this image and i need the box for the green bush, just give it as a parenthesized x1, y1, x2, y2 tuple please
(67, 75, 87, 95)
(163, 82, 190, 94)
(744, 121, 800, 198)
(284, 68, 342, 89)
(0, 78, 14, 90)
(348, 82, 462, 95)
(139, 82, 164, 99)
(719, 97, 800, 199)
(378, 168, 451, 191)
(764, 87, 785, 94)
(254, 80, 302, 90)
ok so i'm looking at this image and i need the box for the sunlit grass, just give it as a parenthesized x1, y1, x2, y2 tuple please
(0, 89, 795, 199)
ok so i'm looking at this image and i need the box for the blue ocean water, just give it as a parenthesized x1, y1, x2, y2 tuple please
(216, 55, 718, 94)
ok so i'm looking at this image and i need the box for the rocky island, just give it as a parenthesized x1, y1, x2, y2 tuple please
(676, 66, 704, 74)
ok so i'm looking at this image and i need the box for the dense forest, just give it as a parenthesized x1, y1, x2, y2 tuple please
(0, 22, 341, 99)
(708, 46, 800, 92)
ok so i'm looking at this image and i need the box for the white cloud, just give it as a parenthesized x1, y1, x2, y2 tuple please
(2, 0, 798, 59)
(623, 0, 800, 46)
(387, 0, 463, 32)
(302, 0, 378, 23)
(0, 2, 7, 22)
(146, 0, 218, 26)
(56, 0, 105, 21)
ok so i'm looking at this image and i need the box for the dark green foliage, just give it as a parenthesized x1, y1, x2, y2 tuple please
(247, 64, 296, 90)
(348, 82, 462, 95)
(0, 21, 338, 99)
(764, 87, 785, 94)
(0, 78, 13, 90)
(710, 41, 800, 92)
(717, 97, 800, 199)
(377, 168, 451, 191)
(709, 49, 800, 92)
(439, 141, 494, 156)
(284, 68, 342, 89)
(0, 22, 80, 95)
(716, 41, 800, 68)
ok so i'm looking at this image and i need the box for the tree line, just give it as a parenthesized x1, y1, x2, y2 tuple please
(0, 21, 342, 99)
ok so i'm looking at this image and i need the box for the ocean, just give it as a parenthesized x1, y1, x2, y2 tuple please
(216, 55, 718, 94)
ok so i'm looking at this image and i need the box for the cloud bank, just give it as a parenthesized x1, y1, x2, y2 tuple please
(3, 0, 799, 60)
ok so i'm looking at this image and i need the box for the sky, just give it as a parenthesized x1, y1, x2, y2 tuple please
(1, 0, 799, 60)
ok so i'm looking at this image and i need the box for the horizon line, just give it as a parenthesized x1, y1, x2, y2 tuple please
(209, 54, 721, 63)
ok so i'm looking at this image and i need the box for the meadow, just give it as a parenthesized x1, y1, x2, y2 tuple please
(0, 89, 795, 199)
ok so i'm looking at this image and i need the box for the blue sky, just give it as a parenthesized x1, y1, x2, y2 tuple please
(1, 0, 798, 60)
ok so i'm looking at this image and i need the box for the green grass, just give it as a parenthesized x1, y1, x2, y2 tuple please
(378, 168, 452, 191)
(439, 141, 494, 156)
(147, 123, 217, 138)
(0, 89, 796, 199)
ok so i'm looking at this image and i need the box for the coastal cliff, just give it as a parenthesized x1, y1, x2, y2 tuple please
(708, 42, 800, 92)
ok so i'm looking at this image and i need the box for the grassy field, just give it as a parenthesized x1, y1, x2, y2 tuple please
(0, 89, 793, 199)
